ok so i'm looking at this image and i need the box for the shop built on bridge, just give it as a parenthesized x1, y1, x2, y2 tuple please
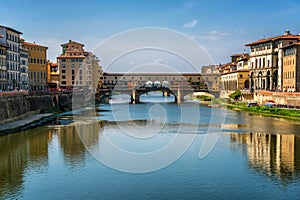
(97, 72, 220, 103)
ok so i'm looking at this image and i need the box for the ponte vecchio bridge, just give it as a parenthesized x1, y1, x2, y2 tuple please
(97, 72, 219, 103)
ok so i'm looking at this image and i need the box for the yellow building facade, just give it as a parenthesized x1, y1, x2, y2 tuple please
(282, 43, 300, 92)
(22, 42, 48, 90)
(46, 62, 59, 90)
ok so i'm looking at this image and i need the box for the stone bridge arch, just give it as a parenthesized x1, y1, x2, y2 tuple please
(131, 87, 181, 104)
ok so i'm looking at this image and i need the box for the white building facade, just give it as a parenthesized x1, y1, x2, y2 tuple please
(246, 31, 300, 91)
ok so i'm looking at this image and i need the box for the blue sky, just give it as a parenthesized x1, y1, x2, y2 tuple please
(1, 0, 300, 69)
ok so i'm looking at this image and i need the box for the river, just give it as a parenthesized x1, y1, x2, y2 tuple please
(1, 92, 300, 199)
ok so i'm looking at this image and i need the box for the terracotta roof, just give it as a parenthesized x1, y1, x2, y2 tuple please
(23, 41, 48, 49)
(51, 63, 58, 67)
(219, 62, 236, 69)
(61, 40, 84, 47)
(245, 34, 300, 46)
(57, 55, 86, 59)
(231, 53, 249, 57)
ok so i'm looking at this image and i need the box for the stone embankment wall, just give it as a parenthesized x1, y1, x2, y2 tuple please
(0, 94, 71, 124)
(253, 91, 300, 106)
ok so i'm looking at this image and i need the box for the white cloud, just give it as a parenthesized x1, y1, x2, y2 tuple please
(200, 30, 229, 40)
(154, 58, 167, 64)
(183, 19, 198, 28)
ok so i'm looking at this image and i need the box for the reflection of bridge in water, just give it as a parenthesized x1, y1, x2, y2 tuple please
(96, 72, 219, 103)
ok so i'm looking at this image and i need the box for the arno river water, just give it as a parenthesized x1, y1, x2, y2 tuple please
(1, 93, 300, 199)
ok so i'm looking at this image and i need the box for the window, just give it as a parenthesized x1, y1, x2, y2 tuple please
(72, 64, 75, 68)
(61, 81, 66, 85)
(62, 70, 66, 73)
(62, 75, 66, 79)
(240, 74, 243, 78)
(72, 70, 75, 75)
(62, 64, 66, 68)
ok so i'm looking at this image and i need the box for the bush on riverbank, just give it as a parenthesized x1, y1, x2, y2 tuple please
(227, 101, 300, 118)
(196, 95, 213, 101)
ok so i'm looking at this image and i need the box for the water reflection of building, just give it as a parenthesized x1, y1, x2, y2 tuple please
(0, 128, 49, 197)
(0, 121, 103, 198)
(58, 122, 102, 166)
(230, 133, 300, 181)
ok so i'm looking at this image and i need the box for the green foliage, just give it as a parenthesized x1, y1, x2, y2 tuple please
(229, 90, 242, 101)
(196, 95, 212, 101)
(225, 101, 300, 119)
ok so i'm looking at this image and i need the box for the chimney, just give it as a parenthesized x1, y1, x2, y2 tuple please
(284, 30, 291, 35)
(69, 39, 72, 43)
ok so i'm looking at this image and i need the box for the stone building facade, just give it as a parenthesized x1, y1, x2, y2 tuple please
(246, 31, 300, 91)
(57, 40, 102, 90)
(22, 41, 48, 91)
(0, 25, 22, 90)
(282, 43, 300, 92)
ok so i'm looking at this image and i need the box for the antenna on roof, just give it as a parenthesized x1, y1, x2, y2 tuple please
(284, 30, 291, 35)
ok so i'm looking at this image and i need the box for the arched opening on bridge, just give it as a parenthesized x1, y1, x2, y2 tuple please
(131, 87, 181, 104)
(139, 91, 175, 103)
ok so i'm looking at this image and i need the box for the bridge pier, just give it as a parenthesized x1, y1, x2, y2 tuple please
(131, 91, 140, 104)
(162, 91, 170, 97)
(174, 88, 184, 104)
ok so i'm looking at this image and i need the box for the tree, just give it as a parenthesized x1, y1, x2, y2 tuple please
(229, 90, 242, 101)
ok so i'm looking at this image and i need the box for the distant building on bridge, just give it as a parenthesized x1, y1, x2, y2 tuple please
(101, 72, 215, 92)
(46, 62, 59, 90)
